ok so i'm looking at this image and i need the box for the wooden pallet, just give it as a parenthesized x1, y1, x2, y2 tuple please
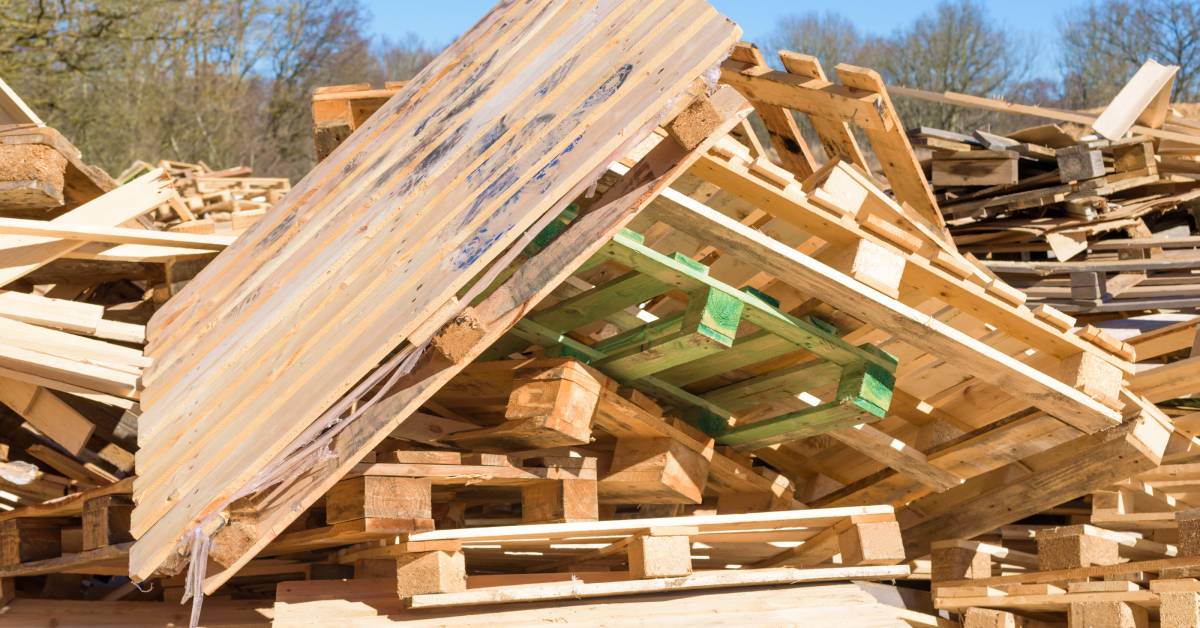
(485, 225, 898, 450)
(718, 43, 945, 234)
(315, 506, 907, 608)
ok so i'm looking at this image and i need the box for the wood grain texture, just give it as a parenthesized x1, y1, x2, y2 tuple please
(130, 0, 740, 582)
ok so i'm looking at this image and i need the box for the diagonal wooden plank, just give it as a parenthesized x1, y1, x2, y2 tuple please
(777, 51, 869, 171)
(728, 43, 816, 178)
(0, 169, 174, 286)
(151, 85, 752, 592)
(833, 64, 945, 234)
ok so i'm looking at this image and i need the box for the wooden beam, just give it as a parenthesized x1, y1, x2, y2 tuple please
(406, 565, 911, 609)
(650, 182, 1123, 433)
(130, 0, 743, 584)
(0, 217, 235, 250)
(901, 400, 1170, 557)
(0, 169, 174, 287)
(185, 85, 754, 592)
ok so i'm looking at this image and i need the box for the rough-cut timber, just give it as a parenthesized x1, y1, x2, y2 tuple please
(129, 0, 741, 583)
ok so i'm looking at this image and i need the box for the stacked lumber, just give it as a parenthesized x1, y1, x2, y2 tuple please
(117, 159, 290, 236)
(900, 61, 1200, 316)
(931, 522, 1200, 627)
(0, 76, 259, 611)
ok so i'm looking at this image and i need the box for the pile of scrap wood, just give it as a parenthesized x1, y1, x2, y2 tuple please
(117, 159, 290, 237)
(901, 60, 1200, 316)
(1, 1, 1200, 626)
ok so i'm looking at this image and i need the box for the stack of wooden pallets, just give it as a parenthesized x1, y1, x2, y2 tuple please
(899, 61, 1200, 316)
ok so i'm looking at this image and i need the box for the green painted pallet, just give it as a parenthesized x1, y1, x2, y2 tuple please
(481, 225, 898, 450)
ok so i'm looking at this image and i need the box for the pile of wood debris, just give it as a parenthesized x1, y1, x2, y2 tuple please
(0, 1, 1197, 626)
(117, 160, 288, 237)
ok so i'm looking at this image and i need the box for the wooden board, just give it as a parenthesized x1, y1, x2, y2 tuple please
(129, 0, 743, 584)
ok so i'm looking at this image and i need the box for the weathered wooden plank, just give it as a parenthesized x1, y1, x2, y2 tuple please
(172, 86, 753, 593)
(129, 0, 742, 583)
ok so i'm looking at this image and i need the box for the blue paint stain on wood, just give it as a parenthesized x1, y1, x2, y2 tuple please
(446, 62, 635, 271)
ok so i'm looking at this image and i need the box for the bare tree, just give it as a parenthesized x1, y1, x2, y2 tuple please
(868, 0, 1034, 129)
(764, 11, 867, 70)
(0, 0, 440, 181)
(1059, 0, 1200, 108)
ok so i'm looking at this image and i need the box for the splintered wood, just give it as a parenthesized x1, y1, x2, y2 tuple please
(130, 0, 742, 590)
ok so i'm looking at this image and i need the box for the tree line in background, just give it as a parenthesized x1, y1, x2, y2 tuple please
(0, 0, 436, 180)
(768, 0, 1200, 132)
(0, 0, 1197, 182)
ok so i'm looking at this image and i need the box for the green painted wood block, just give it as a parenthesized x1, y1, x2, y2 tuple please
(671, 252, 709, 274)
(617, 228, 646, 244)
(740, 286, 779, 308)
(524, 204, 579, 256)
(594, 287, 743, 381)
(681, 405, 732, 438)
(836, 360, 894, 417)
(684, 286, 743, 343)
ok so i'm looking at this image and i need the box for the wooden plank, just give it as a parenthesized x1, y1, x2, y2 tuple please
(891, 84, 1200, 146)
(129, 0, 742, 583)
(901, 402, 1170, 557)
(0, 477, 133, 522)
(727, 43, 816, 178)
(0, 217, 235, 250)
(0, 377, 94, 455)
(933, 150, 1019, 187)
(408, 507, 892, 543)
(834, 64, 945, 232)
(0, 543, 129, 578)
(186, 85, 753, 593)
(407, 565, 912, 609)
(0, 78, 42, 126)
(777, 52, 869, 170)
(273, 580, 923, 626)
(0, 169, 174, 286)
(1093, 60, 1178, 140)
(827, 423, 962, 491)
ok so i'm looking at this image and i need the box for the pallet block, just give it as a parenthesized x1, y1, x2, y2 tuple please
(522, 479, 598, 523)
(81, 495, 133, 551)
(932, 540, 993, 584)
(395, 549, 467, 600)
(600, 437, 710, 504)
(837, 520, 905, 566)
(324, 476, 431, 526)
(1160, 590, 1200, 627)
(627, 529, 693, 579)
(453, 360, 602, 451)
(0, 519, 64, 566)
(1037, 526, 1120, 571)
(0, 142, 66, 210)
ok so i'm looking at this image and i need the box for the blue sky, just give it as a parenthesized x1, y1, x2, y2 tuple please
(361, 0, 1063, 77)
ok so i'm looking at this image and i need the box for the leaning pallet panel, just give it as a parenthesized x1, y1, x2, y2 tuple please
(130, 0, 744, 588)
